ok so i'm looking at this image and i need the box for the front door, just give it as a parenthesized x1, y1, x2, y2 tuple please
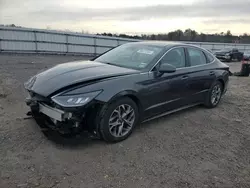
(142, 47, 190, 119)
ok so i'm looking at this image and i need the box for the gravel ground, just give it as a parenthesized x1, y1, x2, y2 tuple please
(0, 54, 250, 188)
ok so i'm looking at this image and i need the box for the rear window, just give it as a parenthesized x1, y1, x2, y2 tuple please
(205, 51, 215, 63)
(187, 48, 207, 66)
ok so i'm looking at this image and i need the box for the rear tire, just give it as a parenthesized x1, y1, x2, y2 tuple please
(204, 81, 223, 108)
(97, 97, 139, 143)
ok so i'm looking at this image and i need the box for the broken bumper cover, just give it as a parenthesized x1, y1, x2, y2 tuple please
(25, 97, 72, 122)
(39, 103, 72, 121)
(24, 92, 103, 136)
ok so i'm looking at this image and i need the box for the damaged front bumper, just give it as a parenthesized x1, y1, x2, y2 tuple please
(25, 96, 85, 133)
(38, 102, 72, 122)
(25, 95, 100, 137)
(25, 95, 76, 122)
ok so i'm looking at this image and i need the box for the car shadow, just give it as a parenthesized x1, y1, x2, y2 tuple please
(35, 105, 204, 148)
(29, 121, 105, 148)
(43, 130, 106, 148)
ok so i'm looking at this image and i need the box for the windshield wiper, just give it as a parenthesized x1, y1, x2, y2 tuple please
(98, 61, 117, 66)
(100, 61, 113, 65)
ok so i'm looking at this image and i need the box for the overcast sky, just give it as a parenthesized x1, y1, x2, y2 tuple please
(1, 0, 250, 35)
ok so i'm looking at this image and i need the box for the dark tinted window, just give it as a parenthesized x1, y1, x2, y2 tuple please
(205, 51, 214, 62)
(187, 48, 207, 66)
(161, 48, 185, 68)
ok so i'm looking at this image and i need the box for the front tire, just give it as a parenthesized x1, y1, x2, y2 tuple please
(97, 97, 139, 143)
(204, 81, 223, 108)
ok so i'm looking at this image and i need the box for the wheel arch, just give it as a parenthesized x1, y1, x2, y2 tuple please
(108, 90, 143, 114)
(217, 78, 225, 91)
(92, 90, 142, 141)
(214, 69, 227, 93)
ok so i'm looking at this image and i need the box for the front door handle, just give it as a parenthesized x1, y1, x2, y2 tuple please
(209, 71, 215, 76)
(181, 75, 189, 80)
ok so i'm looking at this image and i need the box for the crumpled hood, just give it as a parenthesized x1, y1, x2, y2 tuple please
(24, 60, 139, 97)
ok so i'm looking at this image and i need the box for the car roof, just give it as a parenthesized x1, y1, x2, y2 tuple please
(131, 41, 201, 49)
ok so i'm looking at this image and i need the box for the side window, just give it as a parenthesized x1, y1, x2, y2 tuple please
(187, 48, 207, 66)
(160, 48, 185, 68)
(204, 51, 214, 63)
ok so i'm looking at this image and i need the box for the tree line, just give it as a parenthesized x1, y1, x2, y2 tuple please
(97, 29, 250, 44)
(2, 25, 250, 44)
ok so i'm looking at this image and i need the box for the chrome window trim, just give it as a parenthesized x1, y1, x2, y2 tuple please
(149, 45, 216, 72)
(185, 46, 216, 68)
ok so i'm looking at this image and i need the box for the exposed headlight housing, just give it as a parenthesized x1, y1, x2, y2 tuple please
(51, 90, 102, 107)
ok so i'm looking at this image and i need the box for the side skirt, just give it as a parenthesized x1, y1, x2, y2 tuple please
(142, 103, 201, 123)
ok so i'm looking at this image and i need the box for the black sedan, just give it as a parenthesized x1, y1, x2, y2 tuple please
(24, 42, 230, 142)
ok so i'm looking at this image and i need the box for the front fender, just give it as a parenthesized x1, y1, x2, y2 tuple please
(95, 89, 139, 103)
(61, 72, 149, 106)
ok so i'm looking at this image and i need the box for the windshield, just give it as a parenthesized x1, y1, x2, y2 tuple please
(95, 43, 163, 70)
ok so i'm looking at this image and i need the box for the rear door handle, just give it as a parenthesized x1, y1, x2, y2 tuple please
(209, 71, 215, 76)
(181, 75, 189, 80)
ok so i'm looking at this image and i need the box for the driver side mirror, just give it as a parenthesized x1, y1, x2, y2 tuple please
(159, 63, 176, 73)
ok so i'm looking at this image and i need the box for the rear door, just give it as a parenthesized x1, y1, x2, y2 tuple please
(185, 47, 217, 104)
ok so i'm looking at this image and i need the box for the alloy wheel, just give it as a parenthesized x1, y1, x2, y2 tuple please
(108, 104, 135, 138)
(211, 85, 222, 105)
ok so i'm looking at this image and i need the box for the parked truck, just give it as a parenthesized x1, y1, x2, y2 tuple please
(214, 48, 243, 62)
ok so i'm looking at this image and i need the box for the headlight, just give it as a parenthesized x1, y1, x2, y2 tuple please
(51, 90, 102, 107)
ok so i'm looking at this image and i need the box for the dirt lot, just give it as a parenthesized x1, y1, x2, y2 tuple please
(0, 54, 250, 188)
